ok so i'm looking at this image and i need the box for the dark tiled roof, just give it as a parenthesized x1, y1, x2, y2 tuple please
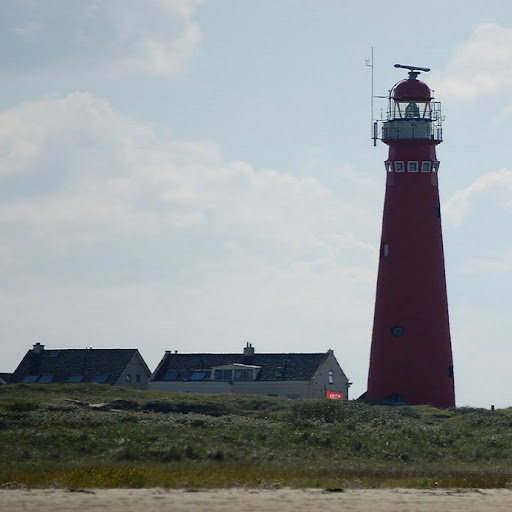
(152, 352, 329, 382)
(10, 348, 147, 385)
(0, 373, 12, 384)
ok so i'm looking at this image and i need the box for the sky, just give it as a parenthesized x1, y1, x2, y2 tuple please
(2, 0, 512, 408)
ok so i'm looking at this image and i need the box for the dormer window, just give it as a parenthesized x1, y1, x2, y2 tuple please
(214, 369, 233, 381)
(235, 369, 254, 381)
(212, 363, 260, 381)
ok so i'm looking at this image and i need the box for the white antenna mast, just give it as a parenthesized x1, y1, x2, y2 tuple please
(365, 47, 374, 144)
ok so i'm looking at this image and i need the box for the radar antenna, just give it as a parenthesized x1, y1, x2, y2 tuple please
(394, 63, 430, 80)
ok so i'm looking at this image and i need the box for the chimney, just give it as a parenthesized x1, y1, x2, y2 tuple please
(242, 342, 254, 363)
(32, 342, 45, 354)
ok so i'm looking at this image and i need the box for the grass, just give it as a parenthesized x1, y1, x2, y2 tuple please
(1, 384, 512, 489)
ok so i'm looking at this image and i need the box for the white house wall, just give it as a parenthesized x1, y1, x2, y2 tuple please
(311, 352, 350, 399)
(116, 353, 150, 390)
(149, 380, 313, 398)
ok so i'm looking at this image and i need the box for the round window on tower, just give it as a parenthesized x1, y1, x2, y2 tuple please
(391, 325, 404, 337)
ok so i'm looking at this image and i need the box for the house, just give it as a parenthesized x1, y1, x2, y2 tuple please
(149, 343, 350, 399)
(10, 343, 151, 390)
(0, 373, 11, 385)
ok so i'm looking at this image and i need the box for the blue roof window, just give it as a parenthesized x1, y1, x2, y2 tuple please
(163, 371, 180, 381)
(38, 375, 54, 383)
(23, 375, 39, 383)
(92, 374, 109, 383)
(189, 371, 207, 381)
(67, 374, 84, 383)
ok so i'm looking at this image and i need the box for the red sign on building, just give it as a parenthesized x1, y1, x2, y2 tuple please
(326, 391, 344, 400)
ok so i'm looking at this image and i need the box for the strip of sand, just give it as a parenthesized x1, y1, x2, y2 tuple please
(2, 488, 512, 512)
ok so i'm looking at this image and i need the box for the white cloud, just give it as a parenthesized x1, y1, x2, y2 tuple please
(0, 91, 378, 387)
(436, 23, 512, 103)
(105, 0, 202, 75)
(460, 251, 512, 276)
(3, 0, 202, 77)
(154, 0, 202, 18)
(443, 168, 512, 226)
(0, 90, 377, 297)
(13, 21, 41, 40)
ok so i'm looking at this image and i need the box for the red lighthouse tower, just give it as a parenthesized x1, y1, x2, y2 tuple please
(366, 64, 455, 409)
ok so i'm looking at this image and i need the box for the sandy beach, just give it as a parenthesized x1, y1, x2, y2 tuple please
(2, 488, 512, 512)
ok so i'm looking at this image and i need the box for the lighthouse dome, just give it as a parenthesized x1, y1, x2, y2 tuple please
(391, 79, 432, 102)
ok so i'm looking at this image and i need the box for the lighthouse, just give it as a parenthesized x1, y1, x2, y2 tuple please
(366, 64, 455, 409)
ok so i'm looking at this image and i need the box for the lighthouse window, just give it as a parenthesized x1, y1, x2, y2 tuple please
(408, 161, 419, 172)
(432, 161, 440, 173)
(395, 161, 404, 173)
(421, 162, 431, 172)
(382, 243, 389, 257)
(390, 325, 404, 337)
(385, 161, 393, 173)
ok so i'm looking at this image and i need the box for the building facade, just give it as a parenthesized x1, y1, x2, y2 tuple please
(150, 344, 350, 399)
(10, 343, 151, 390)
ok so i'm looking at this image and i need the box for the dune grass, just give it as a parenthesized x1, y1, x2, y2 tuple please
(1, 384, 512, 489)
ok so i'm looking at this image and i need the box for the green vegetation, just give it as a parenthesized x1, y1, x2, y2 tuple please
(1, 384, 512, 489)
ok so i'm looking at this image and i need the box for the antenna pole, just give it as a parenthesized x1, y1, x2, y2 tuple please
(366, 47, 374, 144)
(371, 47, 374, 141)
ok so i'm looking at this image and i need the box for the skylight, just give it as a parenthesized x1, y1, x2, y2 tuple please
(67, 374, 84, 383)
(38, 375, 54, 383)
(92, 374, 109, 383)
(163, 370, 180, 381)
(189, 371, 207, 381)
